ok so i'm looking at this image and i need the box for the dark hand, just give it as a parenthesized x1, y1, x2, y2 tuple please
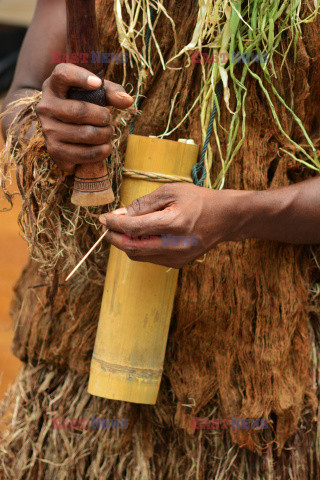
(36, 63, 133, 173)
(99, 183, 245, 268)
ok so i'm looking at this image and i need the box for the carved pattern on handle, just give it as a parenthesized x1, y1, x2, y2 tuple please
(73, 178, 112, 193)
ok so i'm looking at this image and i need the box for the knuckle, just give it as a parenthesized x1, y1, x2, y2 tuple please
(101, 143, 112, 157)
(83, 143, 111, 162)
(71, 101, 87, 120)
(130, 197, 143, 214)
(102, 111, 111, 124)
(42, 78, 50, 91)
(83, 125, 99, 142)
(52, 63, 68, 82)
(105, 125, 114, 140)
(49, 141, 67, 161)
(46, 141, 58, 157)
(79, 143, 112, 163)
(41, 122, 53, 136)
(83, 147, 99, 162)
(36, 100, 49, 117)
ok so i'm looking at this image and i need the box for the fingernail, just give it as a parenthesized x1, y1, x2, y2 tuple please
(112, 208, 127, 215)
(116, 91, 133, 100)
(99, 215, 106, 224)
(88, 76, 102, 88)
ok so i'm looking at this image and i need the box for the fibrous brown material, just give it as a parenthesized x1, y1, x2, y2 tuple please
(0, 361, 319, 479)
(1, 0, 320, 478)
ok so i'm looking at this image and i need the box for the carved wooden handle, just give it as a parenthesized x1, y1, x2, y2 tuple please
(66, 0, 114, 207)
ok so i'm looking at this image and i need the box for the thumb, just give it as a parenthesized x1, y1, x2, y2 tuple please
(103, 80, 134, 109)
(49, 63, 103, 98)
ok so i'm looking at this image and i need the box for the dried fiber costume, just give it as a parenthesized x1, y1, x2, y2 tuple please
(1, 0, 320, 478)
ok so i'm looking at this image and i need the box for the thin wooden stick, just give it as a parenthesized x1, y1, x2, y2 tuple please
(66, 229, 109, 282)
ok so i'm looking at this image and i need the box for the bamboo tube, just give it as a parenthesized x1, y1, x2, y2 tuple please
(88, 134, 199, 404)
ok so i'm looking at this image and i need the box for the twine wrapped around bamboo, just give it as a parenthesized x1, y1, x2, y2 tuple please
(88, 134, 199, 404)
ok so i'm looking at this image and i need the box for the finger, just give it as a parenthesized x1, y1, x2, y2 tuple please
(125, 185, 175, 217)
(47, 63, 103, 98)
(103, 227, 190, 267)
(127, 187, 175, 216)
(43, 95, 113, 126)
(48, 141, 112, 166)
(105, 231, 180, 266)
(103, 80, 134, 110)
(106, 233, 185, 268)
(99, 209, 176, 237)
(105, 231, 163, 255)
(57, 123, 114, 146)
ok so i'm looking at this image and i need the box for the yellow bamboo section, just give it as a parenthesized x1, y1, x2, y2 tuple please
(88, 134, 199, 404)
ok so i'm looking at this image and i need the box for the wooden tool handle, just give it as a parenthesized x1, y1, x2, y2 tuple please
(66, 0, 114, 206)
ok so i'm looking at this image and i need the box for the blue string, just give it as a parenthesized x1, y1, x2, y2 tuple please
(129, 6, 222, 186)
(192, 79, 223, 186)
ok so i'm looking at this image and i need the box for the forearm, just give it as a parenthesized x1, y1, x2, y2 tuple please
(239, 176, 320, 245)
(1, 87, 40, 141)
(99, 178, 320, 269)
(1, 0, 67, 141)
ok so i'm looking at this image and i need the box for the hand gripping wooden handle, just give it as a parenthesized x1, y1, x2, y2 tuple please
(68, 87, 115, 206)
(66, 0, 114, 207)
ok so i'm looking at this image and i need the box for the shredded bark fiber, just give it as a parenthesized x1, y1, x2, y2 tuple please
(1, 0, 320, 478)
(0, 361, 319, 480)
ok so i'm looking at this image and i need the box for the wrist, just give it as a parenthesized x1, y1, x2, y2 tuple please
(204, 187, 289, 245)
(233, 188, 291, 242)
(225, 189, 258, 242)
(206, 188, 256, 243)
